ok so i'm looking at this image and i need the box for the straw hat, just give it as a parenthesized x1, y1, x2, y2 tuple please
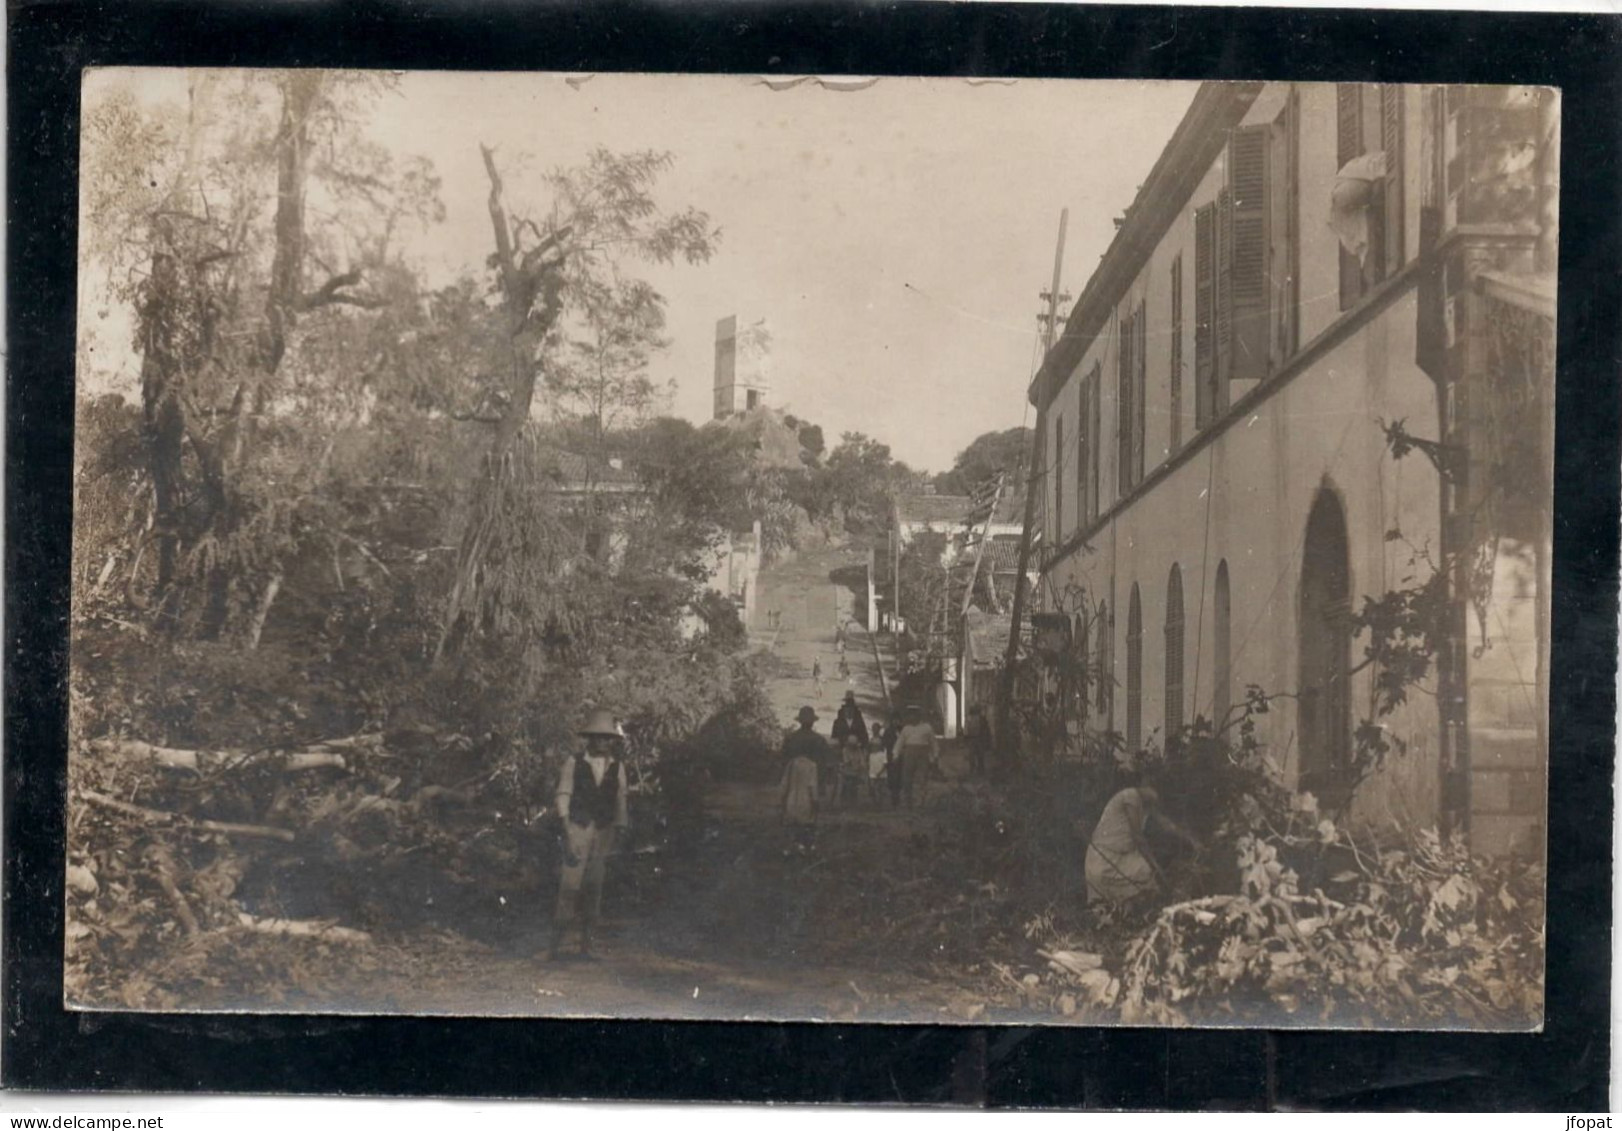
(577, 709, 622, 738)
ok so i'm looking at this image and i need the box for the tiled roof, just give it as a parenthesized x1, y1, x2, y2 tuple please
(895, 493, 973, 526)
(986, 535, 1025, 574)
(896, 492, 1024, 528)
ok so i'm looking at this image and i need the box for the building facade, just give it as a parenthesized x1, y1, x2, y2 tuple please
(1028, 82, 1555, 856)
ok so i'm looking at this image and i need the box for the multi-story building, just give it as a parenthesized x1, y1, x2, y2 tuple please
(1028, 82, 1555, 856)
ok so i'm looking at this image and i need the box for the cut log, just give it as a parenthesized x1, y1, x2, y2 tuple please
(89, 738, 346, 774)
(237, 913, 370, 944)
(78, 789, 297, 843)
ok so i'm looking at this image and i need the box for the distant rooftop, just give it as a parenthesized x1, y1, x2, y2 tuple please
(896, 492, 1023, 528)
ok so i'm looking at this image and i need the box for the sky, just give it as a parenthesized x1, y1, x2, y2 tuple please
(82, 70, 1196, 474)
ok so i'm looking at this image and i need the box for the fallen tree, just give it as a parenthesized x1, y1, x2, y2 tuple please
(90, 737, 358, 774)
(79, 789, 298, 843)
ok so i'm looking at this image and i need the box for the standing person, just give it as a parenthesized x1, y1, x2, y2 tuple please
(830, 694, 867, 808)
(963, 704, 993, 777)
(1084, 782, 1202, 909)
(895, 704, 940, 809)
(832, 690, 868, 746)
(786, 702, 837, 805)
(551, 709, 630, 961)
(881, 715, 902, 808)
(811, 656, 824, 699)
(780, 706, 823, 853)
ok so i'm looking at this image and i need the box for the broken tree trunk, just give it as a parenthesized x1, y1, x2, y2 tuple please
(237, 913, 370, 944)
(78, 790, 297, 843)
(433, 145, 570, 666)
(89, 737, 349, 773)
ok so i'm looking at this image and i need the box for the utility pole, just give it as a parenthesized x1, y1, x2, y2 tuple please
(995, 208, 1068, 766)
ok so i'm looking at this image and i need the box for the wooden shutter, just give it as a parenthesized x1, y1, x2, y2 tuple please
(1076, 380, 1089, 526)
(1279, 86, 1301, 360)
(1169, 254, 1183, 453)
(1337, 83, 1366, 309)
(1053, 413, 1064, 540)
(1194, 203, 1216, 429)
(1135, 301, 1147, 485)
(1215, 186, 1233, 414)
(1089, 365, 1102, 518)
(1381, 84, 1406, 275)
(1228, 125, 1270, 384)
(1117, 311, 1134, 493)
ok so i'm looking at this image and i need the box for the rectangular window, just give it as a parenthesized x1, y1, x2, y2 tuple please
(1381, 84, 1406, 273)
(1194, 202, 1217, 429)
(1338, 82, 1404, 309)
(1087, 364, 1102, 519)
(1134, 299, 1147, 485)
(1272, 87, 1301, 366)
(1117, 309, 1134, 495)
(1214, 186, 1233, 410)
(1337, 82, 1367, 310)
(1076, 378, 1089, 526)
(1169, 254, 1183, 453)
(1229, 125, 1270, 386)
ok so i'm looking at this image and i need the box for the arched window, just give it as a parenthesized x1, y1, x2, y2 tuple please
(1165, 564, 1185, 749)
(1299, 489, 1352, 805)
(1073, 609, 1090, 722)
(1095, 600, 1111, 717)
(1126, 584, 1143, 755)
(1214, 560, 1232, 730)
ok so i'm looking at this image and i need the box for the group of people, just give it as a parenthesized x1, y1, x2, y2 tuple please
(778, 693, 943, 850)
(545, 700, 1204, 962)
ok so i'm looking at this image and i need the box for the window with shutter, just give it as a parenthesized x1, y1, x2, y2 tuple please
(1053, 413, 1065, 541)
(1337, 83, 1366, 310)
(1215, 186, 1233, 414)
(1117, 310, 1134, 494)
(1273, 88, 1301, 365)
(1134, 300, 1147, 485)
(1170, 254, 1183, 453)
(1228, 126, 1270, 385)
(1087, 364, 1102, 519)
(1381, 84, 1406, 274)
(1194, 203, 1216, 429)
(1075, 379, 1088, 527)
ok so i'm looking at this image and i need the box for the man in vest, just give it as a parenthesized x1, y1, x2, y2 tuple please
(551, 708, 630, 960)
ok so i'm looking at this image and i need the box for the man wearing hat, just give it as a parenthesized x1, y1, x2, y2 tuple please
(783, 704, 832, 781)
(551, 708, 630, 960)
(779, 706, 825, 851)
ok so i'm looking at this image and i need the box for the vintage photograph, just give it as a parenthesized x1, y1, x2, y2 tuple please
(68, 70, 1553, 1028)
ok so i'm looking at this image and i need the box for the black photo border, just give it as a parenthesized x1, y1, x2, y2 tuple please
(7, 1, 1618, 1109)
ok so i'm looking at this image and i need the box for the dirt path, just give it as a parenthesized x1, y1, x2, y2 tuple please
(299, 543, 994, 1023)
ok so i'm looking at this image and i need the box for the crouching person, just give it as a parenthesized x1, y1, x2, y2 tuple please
(551, 709, 630, 960)
(1084, 780, 1200, 912)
